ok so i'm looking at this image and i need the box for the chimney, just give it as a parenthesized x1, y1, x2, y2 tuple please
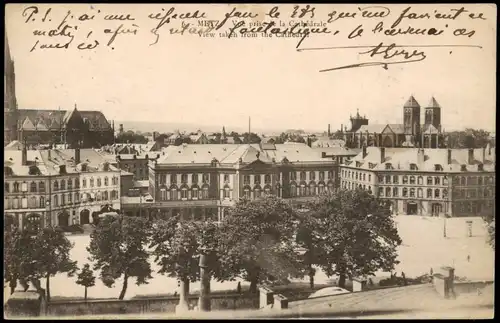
(21, 141, 28, 166)
(482, 147, 486, 163)
(468, 148, 474, 164)
(417, 148, 425, 165)
(380, 147, 385, 163)
(307, 137, 312, 147)
(447, 149, 452, 164)
(75, 147, 81, 164)
(362, 145, 367, 158)
(328, 124, 331, 137)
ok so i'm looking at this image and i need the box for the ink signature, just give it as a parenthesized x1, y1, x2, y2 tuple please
(297, 42, 482, 72)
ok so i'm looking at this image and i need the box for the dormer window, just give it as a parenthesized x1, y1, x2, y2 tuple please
(434, 164, 443, 171)
(356, 161, 362, 168)
(59, 165, 67, 174)
(410, 163, 418, 170)
(478, 164, 484, 171)
(385, 163, 392, 170)
(461, 164, 467, 171)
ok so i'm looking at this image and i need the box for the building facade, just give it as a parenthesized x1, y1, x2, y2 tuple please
(340, 96, 446, 149)
(4, 146, 121, 230)
(120, 143, 340, 221)
(339, 146, 495, 217)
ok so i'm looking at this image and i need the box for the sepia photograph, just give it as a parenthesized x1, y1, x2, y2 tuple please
(3, 3, 496, 319)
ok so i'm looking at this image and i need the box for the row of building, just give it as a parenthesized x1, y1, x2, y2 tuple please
(4, 140, 495, 230)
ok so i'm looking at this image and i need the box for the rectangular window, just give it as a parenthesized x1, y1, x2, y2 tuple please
(181, 189, 188, 199)
(21, 183, 28, 192)
(224, 174, 230, 182)
(224, 188, 230, 198)
(21, 198, 28, 208)
(244, 175, 250, 185)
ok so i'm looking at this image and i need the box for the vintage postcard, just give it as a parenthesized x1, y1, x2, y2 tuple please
(3, 3, 495, 319)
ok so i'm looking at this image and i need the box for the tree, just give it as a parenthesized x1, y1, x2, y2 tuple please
(218, 195, 301, 293)
(115, 130, 148, 144)
(446, 129, 491, 148)
(308, 189, 402, 288)
(76, 264, 96, 301)
(150, 217, 221, 303)
(295, 212, 324, 289)
(35, 227, 78, 302)
(87, 215, 153, 300)
(242, 132, 261, 144)
(483, 212, 495, 250)
(4, 224, 31, 295)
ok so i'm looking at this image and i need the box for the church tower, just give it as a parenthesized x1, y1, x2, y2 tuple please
(403, 95, 421, 144)
(424, 97, 442, 130)
(4, 29, 18, 146)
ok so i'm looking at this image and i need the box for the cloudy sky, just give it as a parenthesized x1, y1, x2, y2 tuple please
(5, 3, 496, 133)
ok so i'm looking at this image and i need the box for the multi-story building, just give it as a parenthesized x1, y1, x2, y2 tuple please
(121, 143, 340, 221)
(4, 145, 121, 230)
(339, 146, 495, 217)
(3, 31, 114, 148)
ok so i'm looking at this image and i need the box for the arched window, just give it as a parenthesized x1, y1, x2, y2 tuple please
(243, 187, 251, 199)
(97, 178, 102, 187)
(29, 196, 37, 208)
(54, 195, 59, 207)
(318, 183, 325, 194)
(385, 175, 391, 184)
(103, 191, 109, 200)
(90, 177, 94, 187)
(39, 196, 45, 208)
(435, 189, 440, 198)
(61, 179, 66, 190)
(181, 174, 188, 183)
(328, 182, 335, 192)
(328, 171, 333, 179)
(181, 187, 188, 199)
(243, 175, 251, 185)
(393, 187, 398, 196)
(202, 185, 209, 199)
(54, 181, 59, 191)
(254, 175, 261, 185)
(427, 177, 433, 185)
(385, 187, 391, 197)
(409, 176, 416, 185)
(30, 182, 37, 192)
(171, 174, 177, 184)
(410, 188, 415, 197)
(264, 174, 271, 184)
(402, 188, 408, 197)
(427, 188, 432, 198)
(460, 177, 466, 185)
(300, 171, 306, 181)
(82, 178, 87, 188)
(393, 175, 398, 184)
(68, 179, 73, 189)
(4, 182, 9, 193)
(309, 171, 316, 181)
(104, 177, 109, 186)
(402, 176, 408, 184)
(319, 171, 325, 181)
(443, 189, 448, 198)
(434, 177, 441, 185)
(38, 182, 45, 193)
(417, 176, 423, 185)
(192, 187, 199, 199)
(417, 188, 423, 198)
(290, 184, 297, 197)
(192, 173, 198, 183)
(170, 188, 178, 200)
(254, 187, 261, 198)
(309, 182, 316, 195)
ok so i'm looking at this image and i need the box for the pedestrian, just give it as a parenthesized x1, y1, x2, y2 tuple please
(401, 272, 407, 286)
(237, 282, 242, 294)
(467, 255, 470, 262)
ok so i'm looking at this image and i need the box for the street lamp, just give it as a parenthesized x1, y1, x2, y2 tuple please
(198, 223, 211, 312)
(443, 214, 448, 238)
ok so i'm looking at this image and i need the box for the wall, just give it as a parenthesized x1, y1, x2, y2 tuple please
(454, 281, 494, 296)
(46, 294, 259, 317)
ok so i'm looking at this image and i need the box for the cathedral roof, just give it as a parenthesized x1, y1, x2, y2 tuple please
(404, 95, 420, 108)
(17, 109, 112, 131)
(426, 97, 441, 109)
(20, 117, 36, 131)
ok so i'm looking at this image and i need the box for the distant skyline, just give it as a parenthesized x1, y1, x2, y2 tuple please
(6, 4, 496, 134)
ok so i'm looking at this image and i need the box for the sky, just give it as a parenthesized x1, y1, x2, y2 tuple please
(5, 4, 497, 133)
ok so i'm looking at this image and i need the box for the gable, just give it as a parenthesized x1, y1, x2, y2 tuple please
(382, 125, 395, 135)
(239, 159, 272, 170)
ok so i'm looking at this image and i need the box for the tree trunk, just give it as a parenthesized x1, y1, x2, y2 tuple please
(84, 286, 88, 301)
(177, 278, 190, 312)
(9, 279, 17, 295)
(46, 274, 51, 302)
(309, 270, 314, 289)
(338, 273, 346, 289)
(249, 271, 259, 294)
(119, 273, 128, 300)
